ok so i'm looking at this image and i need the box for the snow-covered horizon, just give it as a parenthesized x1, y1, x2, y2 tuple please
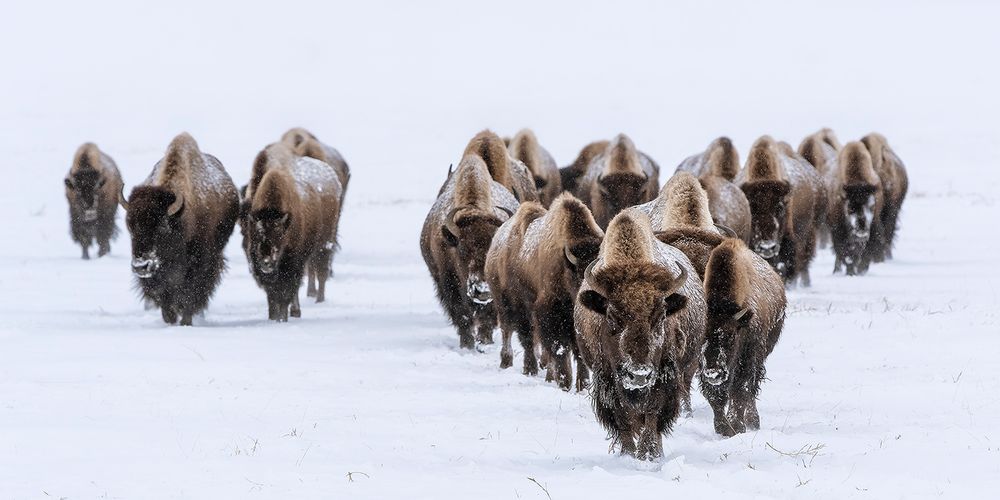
(1, 1, 998, 498)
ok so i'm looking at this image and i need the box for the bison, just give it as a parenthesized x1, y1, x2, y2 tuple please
(674, 137, 751, 241)
(826, 142, 885, 276)
(462, 130, 538, 203)
(120, 133, 239, 325)
(485, 193, 603, 390)
(736, 136, 825, 286)
(420, 149, 520, 349)
(798, 129, 842, 248)
(559, 140, 609, 195)
(64, 143, 124, 259)
(241, 143, 343, 321)
(574, 209, 705, 460)
(570, 134, 660, 229)
(507, 128, 561, 207)
(861, 133, 908, 261)
(279, 128, 350, 298)
(700, 238, 786, 436)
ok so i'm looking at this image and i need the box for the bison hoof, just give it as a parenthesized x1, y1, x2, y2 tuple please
(500, 352, 513, 369)
(715, 419, 737, 437)
(290, 308, 301, 318)
(459, 333, 475, 350)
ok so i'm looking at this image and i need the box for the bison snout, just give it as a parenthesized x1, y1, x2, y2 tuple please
(467, 278, 492, 305)
(755, 240, 779, 259)
(621, 361, 655, 391)
(258, 256, 277, 274)
(82, 208, 98, 222)
(131, 255, 160, 279)
(701, 366, 729, 386)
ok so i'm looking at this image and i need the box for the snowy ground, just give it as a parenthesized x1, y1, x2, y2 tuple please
(1, 1, 999, 498)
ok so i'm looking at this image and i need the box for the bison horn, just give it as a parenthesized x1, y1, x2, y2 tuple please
(660, 263, 688, 295)
(733, 306, 750, 321)
(714, 223, 738, 238)
(118, 185, 129, 211)
(445, 207, 462, 237)
(167, 192, 184, 216)
(564, 245, 580, 267)
(583, 259, 605, 294)
(495, 205, 514, 219)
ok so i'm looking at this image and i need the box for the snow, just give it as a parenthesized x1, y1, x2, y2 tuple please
(2, 0, 1000, 498)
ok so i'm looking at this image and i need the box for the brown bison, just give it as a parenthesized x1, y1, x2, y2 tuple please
(279, 128, 350, 298)
(798, 129, 842, 248)
(507, 128, 561, 207)
(636, 172, 729, 279)
(574, 209, 705, 460)
(736, 136, 825, 286)
(861, 133, 908, 261)
(241, 143, 343, 321)
(570, 134, 660, 228)
(64, 143, 124, 259)
(674, 138, 751, 241)
(120, 133, 239, 326)
(420, 151, 520, 349)
(559, 140, 610, 195)
(485, 193, 603, 390)
(700, 238, 786, 436)
(826, 142, 884, 276)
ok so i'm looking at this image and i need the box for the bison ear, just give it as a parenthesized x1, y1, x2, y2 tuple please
(663, 293, 688, 316)
(441, 225, 458, 247)
(579, 290, 608, 315)
(775, 181, 792, 197)
(534, 176, 547, 189)
(64, 178, 74, 190)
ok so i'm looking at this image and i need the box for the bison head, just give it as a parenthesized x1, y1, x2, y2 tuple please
(65, 169, 105, 222)
(741, 180, 791, 260)
(578, 261, 688, 402)
(442, 206, 511, 304)
(842, 184, 878, 242)
(247, 207, 291, 275)
(592, 172, 649, 228)
(701, 301, 753, 387)
(124, 186, 185, 279)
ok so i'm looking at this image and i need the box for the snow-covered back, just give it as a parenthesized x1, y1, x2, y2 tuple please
(1, 1, 999, 498)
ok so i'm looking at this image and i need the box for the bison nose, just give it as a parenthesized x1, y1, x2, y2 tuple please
(131, 257, 156, 278)
(755, 240, 779, 258)
(702, 367, 729, 386)
(621, 361, 655, 390)
(467, 279, 492, 305)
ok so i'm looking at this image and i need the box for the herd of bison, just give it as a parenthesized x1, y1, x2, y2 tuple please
(62, 126, 907, 460)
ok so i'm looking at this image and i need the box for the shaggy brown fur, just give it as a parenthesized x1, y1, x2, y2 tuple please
(463, 130, 538, 203)
(242, 143, 343, 321)
(574, 210, 706, 460)
(560, 140, 610, 194)
(861, 133, 908, 261)
(826, 142, 884, 276)
(485, 193, 603, 390)
(571, 134, 661, 228)
(65, 143, 124, 259)
(674, 139, 751, 241)
(279, 128, 350, 297)
(420, 154, 520, 349)
(798, 129, 840, 177)
(508, 129, 562, 207)
(123, 133, 239, 326)
(700, 238, 786, 436)
(736, 136, 826, 287)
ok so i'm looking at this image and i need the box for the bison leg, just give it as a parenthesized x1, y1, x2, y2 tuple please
(290, 291, 301, 318)
(97, 239, 111, 258)
(635, 414, 663, 460)
(705, 387, 735, 437)
(516, 313, 538, 376)
(312, 248, 332, 303)
(574, 354, 590, 392)
(476, 319, 495, 345)
(161, 305, 178, 325)
(745, 399, 761, 431)
(81, 244, 90, 260)
(500, 325, 514, 369)
(305, 262, 317, 298)
(179, 313, 194, 326)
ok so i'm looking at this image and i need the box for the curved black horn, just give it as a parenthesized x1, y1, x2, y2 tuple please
(564, 245, 580, 267)
(714, 223, 738, 238)
(495, 205, 514, 218)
